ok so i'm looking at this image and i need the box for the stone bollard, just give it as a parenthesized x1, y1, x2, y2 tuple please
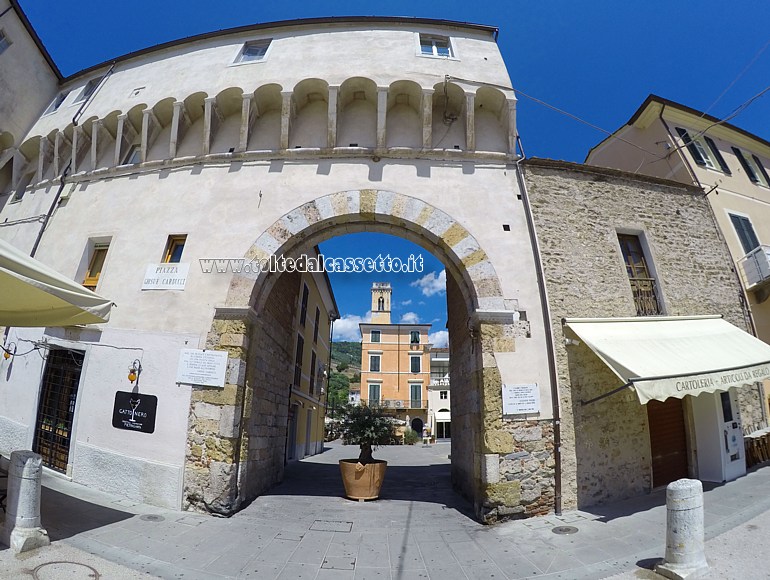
(655, 478, 709, 580)
(1, 450, 50, 553)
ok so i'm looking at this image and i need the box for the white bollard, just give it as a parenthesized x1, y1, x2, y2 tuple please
(1, 450, 50, 553)
(655, 478, 709, 580)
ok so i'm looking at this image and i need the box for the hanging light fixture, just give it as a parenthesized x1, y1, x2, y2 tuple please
(128, 359, 142, 384)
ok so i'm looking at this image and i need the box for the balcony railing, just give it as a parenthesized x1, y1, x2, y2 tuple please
(361, 399, 427, 410)
(629, 277, 661, 316)
(430, 377, 450, 386)
(738, 245, 770, 290)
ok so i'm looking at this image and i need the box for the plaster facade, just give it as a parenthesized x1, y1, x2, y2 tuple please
(359, 283, 432, 431)
(0, 16, 554, 521)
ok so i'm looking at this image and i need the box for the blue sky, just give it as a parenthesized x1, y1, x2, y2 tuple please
(17, 1, 770, 342)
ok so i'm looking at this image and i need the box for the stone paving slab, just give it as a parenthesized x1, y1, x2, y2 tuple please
(2, 441, 770, 579)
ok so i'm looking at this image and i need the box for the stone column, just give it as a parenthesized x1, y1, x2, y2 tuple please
(421, 89, 434, 150)
(465, 93, 475, 151)
(376, 86, 388, 151)
(507, 99, 517, 155)
(280, 91, 292, 150)
(327, 86, 339, 149)
(655, 479, 709, 579)
(1, 451, 50, 553)
(238, 93, 256, 153)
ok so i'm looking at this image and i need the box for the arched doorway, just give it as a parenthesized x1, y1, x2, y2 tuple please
(411, 417, 424, 435)
(182, 189, 547, 522)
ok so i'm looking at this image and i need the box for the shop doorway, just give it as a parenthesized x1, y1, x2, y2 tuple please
(33, 349, 84, 473)
(647, 397, 689, 488)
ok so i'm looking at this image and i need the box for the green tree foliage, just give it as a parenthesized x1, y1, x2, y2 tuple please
(327, 372, 350, 409)
(336, 361, 349, 372)
(331, 341, 362, 368)
(339, 404, 393, 464)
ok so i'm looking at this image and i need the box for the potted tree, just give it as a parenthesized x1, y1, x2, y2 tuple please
(338, 403, 393, 500)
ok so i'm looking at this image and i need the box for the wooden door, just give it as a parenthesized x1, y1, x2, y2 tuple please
(647, 397, 689, 488)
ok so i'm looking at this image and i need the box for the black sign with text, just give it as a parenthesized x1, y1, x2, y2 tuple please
(112, 391, 157, 434)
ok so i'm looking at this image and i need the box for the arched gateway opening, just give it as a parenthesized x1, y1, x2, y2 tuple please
(182, 189, 541, 521)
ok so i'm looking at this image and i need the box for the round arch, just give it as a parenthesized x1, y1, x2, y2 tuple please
(228, 189, 503, 314)
(184, 189, 518, 521)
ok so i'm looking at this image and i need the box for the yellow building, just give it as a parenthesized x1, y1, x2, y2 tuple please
(287, 248, 339, 461)
(359, 283, 432, 434)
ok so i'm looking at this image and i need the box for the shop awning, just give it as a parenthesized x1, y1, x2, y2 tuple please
(0, 238, 113, 326)
(564, 316, 770, 405)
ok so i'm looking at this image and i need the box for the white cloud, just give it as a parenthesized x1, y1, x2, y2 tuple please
(429, 330, 449, 348)
(333, 311, 371, 342)
(399, 312, 420, 324)
(400, 300, 412, 306)
(411, 270, 446, 297)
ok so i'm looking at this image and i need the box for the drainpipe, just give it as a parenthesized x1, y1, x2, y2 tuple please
(514, 139, 562, 516)
(30, 62, 116, 258)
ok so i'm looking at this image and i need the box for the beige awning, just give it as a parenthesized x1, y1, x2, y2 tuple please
(564, 316, 770, 404)
(0, 238, 113, 326)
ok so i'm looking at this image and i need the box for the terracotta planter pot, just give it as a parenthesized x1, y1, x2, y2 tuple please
(339, 459, 388, 500)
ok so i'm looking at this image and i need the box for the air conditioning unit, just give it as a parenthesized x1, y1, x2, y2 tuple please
(394, 400, 403, 408)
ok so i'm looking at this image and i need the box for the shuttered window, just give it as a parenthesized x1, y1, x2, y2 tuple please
(676, 127, 709, 167)
(703, 136, 731, 174)
(729, 214, 760, 255)
(732, 147, 760, 183)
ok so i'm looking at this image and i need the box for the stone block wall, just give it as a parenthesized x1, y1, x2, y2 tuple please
(524, 158, 753, 509)
(447, 270, 481, 505)
(241, 269, 301, 500)
(182, 270, 300, 514)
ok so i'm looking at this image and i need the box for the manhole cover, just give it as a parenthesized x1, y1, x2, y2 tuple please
(551, 525, 579, 535)
(140, 514, 165, 522)
(32, 561, 100, 579)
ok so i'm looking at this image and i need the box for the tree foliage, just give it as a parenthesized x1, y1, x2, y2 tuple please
(339, 404, 393, 464)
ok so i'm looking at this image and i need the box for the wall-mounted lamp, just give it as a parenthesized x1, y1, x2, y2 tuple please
(128, 359, 142, 384)
(2, 342, 16, 360)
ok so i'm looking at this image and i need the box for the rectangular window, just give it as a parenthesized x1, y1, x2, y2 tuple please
(75, 76, 104, 103)
(703, 136, 731, 174)
(410, 356, 421, 373)
(163, 235, 186, 263)
(729, 214, 760, 255)
(313, 307, 320, 343)
(675, 127, 715, 169)
(368, 383, 381, 403)
(752, 154, 770, 187)
(12, 170, 35, 202)
(410, 330, 420, 344)
(419, 34, 452, 57)
(45, 92, 70, 115)
(237, 39, 271, 63)
(309, 351, 317, 395)
(369, 354, 381, 372)
(83, 244, 109, 291)
(293, 335, 304, 387)
(370, 330, 381, 343)
(0, 30, 10, 55)
(299, 284, 309, 326)
(410, 384, 422, 408)
(618, 234, 661, 316)
(732, 147, 761, 183)
(440, 391, 448, 400)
